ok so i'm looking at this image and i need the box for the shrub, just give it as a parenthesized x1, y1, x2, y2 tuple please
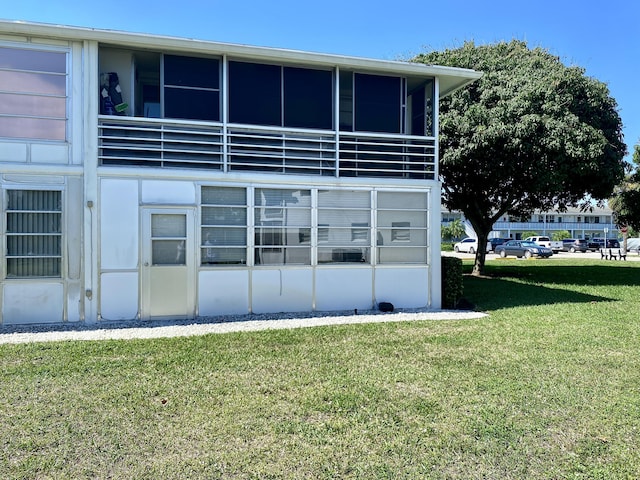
(441, 256, 463, 309)
(441, 242, 454, 252)
(552, 230, 571, 241)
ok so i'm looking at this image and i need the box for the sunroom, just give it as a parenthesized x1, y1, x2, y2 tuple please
(98, 46, 437, 179)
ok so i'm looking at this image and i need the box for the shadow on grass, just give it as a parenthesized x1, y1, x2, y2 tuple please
(462, 262, 639, 311)
(463, 275, 609, 311)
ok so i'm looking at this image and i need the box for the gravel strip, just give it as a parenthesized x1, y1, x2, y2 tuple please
(0, 309, 486, 345)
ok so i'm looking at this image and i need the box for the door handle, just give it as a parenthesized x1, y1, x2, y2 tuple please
(144, 262, 149, 266)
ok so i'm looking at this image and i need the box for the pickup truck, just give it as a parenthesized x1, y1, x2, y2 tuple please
(524, 236, 563, 253)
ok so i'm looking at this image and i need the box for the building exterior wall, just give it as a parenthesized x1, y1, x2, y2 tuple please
(1, 21, 480, 324)
(442, 207, 618, 241)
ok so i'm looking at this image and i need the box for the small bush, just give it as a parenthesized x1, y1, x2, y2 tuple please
(441, 242, 454, 252)
(441, 256, 463, 309)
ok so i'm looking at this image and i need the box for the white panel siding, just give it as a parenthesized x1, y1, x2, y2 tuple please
(375, 267, 429, 308)
(315, 267, 373, 311)
(198, 270, 249, 316)
(31, 144, 69, 164)
(100, 272, 139, 320)
(100, 179, 139, 269)
(141, 180, 196, 204)
(251, 269, 313, 314)
(0, 142, 28, 162)
(67, 281, 82, 322)
(2, 283, 64, 324)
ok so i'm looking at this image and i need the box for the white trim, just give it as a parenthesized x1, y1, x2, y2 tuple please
(0, 20, 481, 97)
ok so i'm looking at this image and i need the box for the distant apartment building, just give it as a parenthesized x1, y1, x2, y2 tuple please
(442, 206, 617, 240)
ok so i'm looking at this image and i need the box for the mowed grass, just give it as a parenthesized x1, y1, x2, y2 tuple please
(1, 260, 640, 479)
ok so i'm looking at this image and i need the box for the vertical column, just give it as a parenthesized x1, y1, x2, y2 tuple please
(430, 77, 442, 309)
(83, 40, 100, 322)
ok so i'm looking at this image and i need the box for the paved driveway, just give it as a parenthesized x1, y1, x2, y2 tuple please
(443, 249, 640, 261)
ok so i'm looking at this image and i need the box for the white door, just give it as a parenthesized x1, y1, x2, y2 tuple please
(141, 208, 195, 320)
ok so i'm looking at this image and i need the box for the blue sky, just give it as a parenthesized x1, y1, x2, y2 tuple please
(3, 0, 638, 161)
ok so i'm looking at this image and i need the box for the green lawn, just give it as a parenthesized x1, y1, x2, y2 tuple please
(1, 259, 639, 479)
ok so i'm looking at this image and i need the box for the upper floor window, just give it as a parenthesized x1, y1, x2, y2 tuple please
(228, 61, 333, 130)
(340, 72, 403, 134)
(0, 46, 67, 141)
(164, 55, 220, 121)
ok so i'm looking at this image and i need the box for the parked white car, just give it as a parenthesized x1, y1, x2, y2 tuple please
(453, 237, 490, 254)
(524, 236, 563, 253)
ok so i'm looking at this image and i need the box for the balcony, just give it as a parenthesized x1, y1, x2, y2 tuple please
(98, 116, 436, 179)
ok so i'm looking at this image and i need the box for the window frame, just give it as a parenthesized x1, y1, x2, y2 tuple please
(0, 42, 69, 142)
(4, 187, 64, 279)
(200, 186, 248, 266)
(228, 60, 334, 130)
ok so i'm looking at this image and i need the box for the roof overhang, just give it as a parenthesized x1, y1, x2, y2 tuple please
(0, 19, 481, 98)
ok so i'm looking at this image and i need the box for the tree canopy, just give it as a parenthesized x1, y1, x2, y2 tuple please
(609, 144, 640, 232)
(415, 41, 627, 274)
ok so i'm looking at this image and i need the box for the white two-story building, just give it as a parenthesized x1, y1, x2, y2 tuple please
(0, 20, 480, 324)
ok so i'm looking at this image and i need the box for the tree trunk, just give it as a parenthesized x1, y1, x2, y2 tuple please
(472, 229, 490, 276)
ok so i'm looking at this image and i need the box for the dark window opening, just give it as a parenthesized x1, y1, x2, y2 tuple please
(164, 55, 220, 121)
(354, 73, 401, 133)
(228, 61, 281, 126)
(283, 67, 332, 129)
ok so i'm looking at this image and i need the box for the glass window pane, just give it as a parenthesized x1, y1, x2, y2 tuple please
(318, 209, 370, 228)
(0, 47, 66, 73)
(151, 214, 186, 237)
(354, 73, 401, 133)
(203, 227, 246, 245)
(283, 66, 332, 129)
(255, 188, 311, 207)
(202, 186, 246, 205)
(377, 210, 426, 228)
(164, 88, 220, 121)
(0, 117, 66, 141)
(318, 247, 368, 263)
(202, 206, 247, 226)
(255, 189, 311, 227)
(164, 55, 219, 89)
(378, 247, 427, 264)
(202, 247, 246, 265)
(318, 190, 370, 208)
(228, 61, 281, 126)
(0, 70, 66, 96)
(0, 93, 66, 117)
(152, 240, 185, 265)
(378, 191, 427, 209)
(339, 70, 354, 131)
(378, 227, 427, 245)
(255, 247, 310, 265)
(410, 84, 426, 136)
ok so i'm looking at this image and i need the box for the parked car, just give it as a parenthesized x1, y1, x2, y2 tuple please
(495, 240, 553, 259)
(561, 238, 589, 253)
(587, 238, 620, 250)
(487, 238, 509, 252)
(524, 236, 563, 253)
(453, 237, 490, 254)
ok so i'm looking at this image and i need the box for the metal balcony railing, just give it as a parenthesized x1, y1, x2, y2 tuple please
(98, 116, 437, 179)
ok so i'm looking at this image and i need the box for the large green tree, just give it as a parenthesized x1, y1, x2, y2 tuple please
(415, 41, 627, 275)
(610, 145, 640, 244)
